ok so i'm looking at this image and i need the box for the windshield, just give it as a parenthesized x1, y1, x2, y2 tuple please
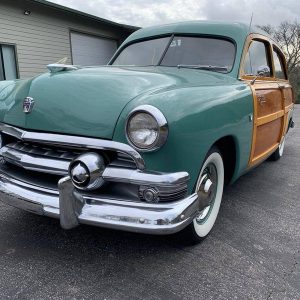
(112, 36, 236, 73)
(112, 37, 170, 66)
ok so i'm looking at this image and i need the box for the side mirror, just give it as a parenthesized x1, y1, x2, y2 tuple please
(257, 65, 270, 77)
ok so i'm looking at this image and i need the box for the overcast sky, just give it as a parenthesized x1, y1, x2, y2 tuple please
(48, 0, 299, 27)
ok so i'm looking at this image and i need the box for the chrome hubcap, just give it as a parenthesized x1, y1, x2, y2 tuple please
(196, 163, 218, 224)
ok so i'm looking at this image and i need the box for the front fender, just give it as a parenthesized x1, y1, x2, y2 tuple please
(113, 83, 253, 193)
(0, 79, 34, 127)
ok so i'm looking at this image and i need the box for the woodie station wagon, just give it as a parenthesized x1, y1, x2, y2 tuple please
(0, 21, 295, 243)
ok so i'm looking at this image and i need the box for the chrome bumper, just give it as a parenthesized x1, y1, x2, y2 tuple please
(0, 172, 199, 235)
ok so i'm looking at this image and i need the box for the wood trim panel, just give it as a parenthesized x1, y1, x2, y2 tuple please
(248, 83, 257, 166)
(256, 110, 284, 126)
(238, 33, 286, 80)
(251, 143, 279, 165)
(253, 118, 282, 157)
(284, 103, 294, 113)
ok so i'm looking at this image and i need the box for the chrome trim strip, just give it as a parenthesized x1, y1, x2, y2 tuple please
(0, 146, 69, 175)
(102, 167, 189, 186)
(0, 122, 145, 170)
(0, 172, 199, 235)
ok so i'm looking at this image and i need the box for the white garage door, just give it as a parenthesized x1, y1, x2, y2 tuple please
(70, 32, 118, 66)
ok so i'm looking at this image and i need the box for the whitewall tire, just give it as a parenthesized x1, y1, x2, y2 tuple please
(270, 136, 285, 161)
(178, 147, 224, 244)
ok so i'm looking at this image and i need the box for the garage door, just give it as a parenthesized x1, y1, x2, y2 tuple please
(70, 32, 118, 66)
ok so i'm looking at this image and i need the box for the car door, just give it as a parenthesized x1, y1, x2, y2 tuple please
(240, 35, 286, 166)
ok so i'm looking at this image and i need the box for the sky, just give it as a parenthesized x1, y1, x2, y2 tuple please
(48, 0, 299, 28)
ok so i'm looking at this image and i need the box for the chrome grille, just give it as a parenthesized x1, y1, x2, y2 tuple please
(0, 139, 137, 177)
(6, 141, 80, 160)
(7, 141, 80, 160)
(109, 152, 137, 169)
(0, 124, 188, 203)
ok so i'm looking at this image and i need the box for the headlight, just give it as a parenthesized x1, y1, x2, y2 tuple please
(126, 105, 168, 151)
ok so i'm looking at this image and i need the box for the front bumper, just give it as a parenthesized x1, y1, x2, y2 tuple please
(0, 122, 200, 235)
(0, 172, 199, 235)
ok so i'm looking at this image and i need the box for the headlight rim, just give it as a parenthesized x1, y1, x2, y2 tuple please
(125, 105, 168, 152)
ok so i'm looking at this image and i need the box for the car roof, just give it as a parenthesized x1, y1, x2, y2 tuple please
(124, 21, 271, 44)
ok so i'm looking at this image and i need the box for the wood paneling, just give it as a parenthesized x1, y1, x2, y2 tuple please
(254, 118, 282, 157)
(283, 88, 293, 106)
(257, 110, 284, 126)
(256, 89, 283, 118)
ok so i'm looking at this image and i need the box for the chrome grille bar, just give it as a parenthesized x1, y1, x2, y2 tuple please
(0, 122, 145, 170)
(0, 146, 70, 176)
(7, 141, 79, 160)
(0, 144, 189, 190)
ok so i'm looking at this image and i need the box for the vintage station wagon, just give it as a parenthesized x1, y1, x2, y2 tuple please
(0, 21, 295, 243)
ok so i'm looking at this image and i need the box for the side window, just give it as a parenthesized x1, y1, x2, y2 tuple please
(273, 48, 287, 79)
(243, 40, 271, 77)
(0, 44, 18, 81)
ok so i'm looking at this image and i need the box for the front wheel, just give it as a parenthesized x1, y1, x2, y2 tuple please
(178, 147, 224, 244)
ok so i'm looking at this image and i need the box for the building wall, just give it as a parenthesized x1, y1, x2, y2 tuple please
(0, 0, 133, 79)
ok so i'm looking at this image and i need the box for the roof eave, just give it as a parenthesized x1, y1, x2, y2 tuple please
(29, 0, 139, 31)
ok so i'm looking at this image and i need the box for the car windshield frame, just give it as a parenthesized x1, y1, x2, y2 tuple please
(110, 34, 237, 74)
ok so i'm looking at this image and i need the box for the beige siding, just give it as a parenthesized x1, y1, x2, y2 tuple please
(0, 0, 131, 78)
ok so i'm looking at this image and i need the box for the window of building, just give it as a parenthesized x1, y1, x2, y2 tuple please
(0, 44, 18, 80)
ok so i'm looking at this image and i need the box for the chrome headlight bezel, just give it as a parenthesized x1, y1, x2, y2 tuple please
(125, 105, 168, 152)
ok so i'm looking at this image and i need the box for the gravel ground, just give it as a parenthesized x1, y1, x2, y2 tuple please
(0, 106, 299, 300)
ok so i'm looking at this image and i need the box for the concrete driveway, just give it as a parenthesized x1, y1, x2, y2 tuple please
(0, 107, 299, 300)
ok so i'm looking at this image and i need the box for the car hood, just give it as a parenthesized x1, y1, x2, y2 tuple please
(0, 66, 236, 139)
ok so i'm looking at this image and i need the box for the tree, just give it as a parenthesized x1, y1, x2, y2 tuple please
(258, 21, 300, 73)
(258, 21, 300, 103)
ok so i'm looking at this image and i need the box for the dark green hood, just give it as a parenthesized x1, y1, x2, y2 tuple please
(0, 66, 236, 139)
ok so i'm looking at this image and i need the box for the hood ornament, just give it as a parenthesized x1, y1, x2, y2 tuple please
(47, 57, 80, 73)
(23, 97, 35, 113)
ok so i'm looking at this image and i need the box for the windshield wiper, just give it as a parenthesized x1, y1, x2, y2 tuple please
(177, 65, 228, 72)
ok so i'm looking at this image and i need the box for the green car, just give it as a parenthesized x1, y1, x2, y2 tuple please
(0, 21, 295, 243)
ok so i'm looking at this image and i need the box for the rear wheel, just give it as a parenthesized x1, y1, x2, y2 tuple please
(178, 147, 224, 244)
(270, 136, 285, 161)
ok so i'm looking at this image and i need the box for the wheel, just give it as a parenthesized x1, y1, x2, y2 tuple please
(270, 137, 285, 161)
(178, 147, 225, 244)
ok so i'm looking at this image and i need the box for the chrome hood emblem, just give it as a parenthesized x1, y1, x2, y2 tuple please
(23, 97, 35, 113)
